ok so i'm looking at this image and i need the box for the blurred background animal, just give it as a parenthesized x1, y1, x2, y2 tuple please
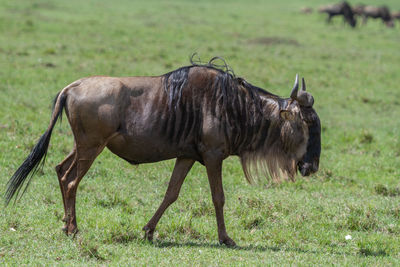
(319, 1, 357, 27)
(353, 5, 394, 27)
(391, 10, 400, 21)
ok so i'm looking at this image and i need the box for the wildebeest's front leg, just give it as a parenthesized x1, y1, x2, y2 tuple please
(327, 14, 333, 23)
(143, 158, 195, 241)
(204, 155, 236, 247)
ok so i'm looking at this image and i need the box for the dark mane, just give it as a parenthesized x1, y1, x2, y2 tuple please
(161, 57, 286, 158)
(162, 56, 280, 109)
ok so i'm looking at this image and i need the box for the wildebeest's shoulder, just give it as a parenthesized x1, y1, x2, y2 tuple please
(187, 66, 222, 87)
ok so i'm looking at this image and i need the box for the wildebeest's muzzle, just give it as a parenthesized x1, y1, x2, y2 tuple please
(298, 111, 321, 176)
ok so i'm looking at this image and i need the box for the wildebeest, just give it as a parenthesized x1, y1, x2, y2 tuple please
(319, 1, 357, 27)
(354, 5, 394, 27)
(4, 58, 321, 246)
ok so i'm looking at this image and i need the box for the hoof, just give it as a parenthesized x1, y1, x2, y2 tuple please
(142, 225, 154, 241)
(219, 237, 237, 247)
(62, 225, 78, 237)
(69, 228, 79, 237)
(67, 229, 79, 239)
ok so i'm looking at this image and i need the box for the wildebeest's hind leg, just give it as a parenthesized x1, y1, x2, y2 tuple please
(143, 158, 195, 241)
(363, 15, 368, 24)
(55, 148, 77, 225)
(204, 156, 236, 247)
(61, 144, 105, 235)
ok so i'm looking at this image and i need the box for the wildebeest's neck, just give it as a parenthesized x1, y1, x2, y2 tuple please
(229, 95, 287, 155)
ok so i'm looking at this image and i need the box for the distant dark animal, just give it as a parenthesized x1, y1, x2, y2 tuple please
(4, 58, 321, 246)
(355, 5, 394, 27)
(319, 1, 357, 27)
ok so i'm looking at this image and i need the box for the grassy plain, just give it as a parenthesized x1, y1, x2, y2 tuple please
(1, 0, 400, 265)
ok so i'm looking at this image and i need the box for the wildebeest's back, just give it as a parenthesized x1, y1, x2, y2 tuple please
(319, 4, 342, 14)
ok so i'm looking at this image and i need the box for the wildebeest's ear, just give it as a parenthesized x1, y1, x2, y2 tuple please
(280, 110, 294, 121)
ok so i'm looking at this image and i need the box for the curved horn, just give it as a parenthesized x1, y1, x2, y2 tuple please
(301, 77, 306, 91)
(290, 74, 299, 99)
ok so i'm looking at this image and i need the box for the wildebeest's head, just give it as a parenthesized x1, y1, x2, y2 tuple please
(348, 17, 357, 28)
(289, 75, 321, 176)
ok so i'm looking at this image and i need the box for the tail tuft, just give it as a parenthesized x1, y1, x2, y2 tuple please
(4, 93, 67, 206)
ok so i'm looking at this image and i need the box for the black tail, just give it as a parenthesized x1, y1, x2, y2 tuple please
(4, 92, 67, 206)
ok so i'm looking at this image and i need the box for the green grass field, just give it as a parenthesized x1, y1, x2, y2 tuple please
(1, 0, 400, 265)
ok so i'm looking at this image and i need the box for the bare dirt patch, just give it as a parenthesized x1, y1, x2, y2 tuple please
(249, 36, 300, 46)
